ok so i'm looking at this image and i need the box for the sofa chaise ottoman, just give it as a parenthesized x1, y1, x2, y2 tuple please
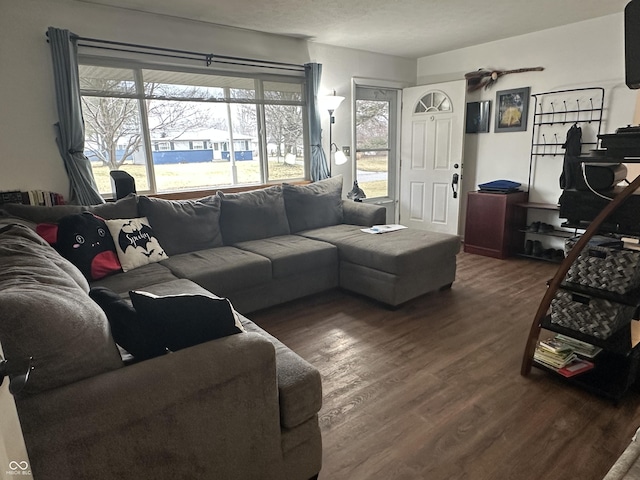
(301, 224, 460, 306)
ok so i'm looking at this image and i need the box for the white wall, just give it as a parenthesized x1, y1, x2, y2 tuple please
(0, 0, 416, 199)
(417, 13, 636, 213)
(0, 0, 308, 196)
(307, 43, 416, 193)
(0, 344, 33, 480)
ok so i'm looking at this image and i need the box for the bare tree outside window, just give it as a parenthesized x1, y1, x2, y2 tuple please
(356, 99, 390, 198)
(235, 90, 305, 180)
(356, 100, 389, 150)
(82, 80, 221, 171)
(79, 65, 307, 194)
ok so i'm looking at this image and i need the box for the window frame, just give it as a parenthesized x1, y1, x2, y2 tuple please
(78, 55, 309, 198)
(353, 85, 399, 201)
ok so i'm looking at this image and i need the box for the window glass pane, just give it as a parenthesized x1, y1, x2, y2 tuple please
(264, 81, 303, 102)
(81, 65, 308, 195)
(356, 100, 389, 149)
(82, 95, 150, 194)
(142, 70, 255, 100)
(227, 103, 261, 185)
(434, 92, 451, 111)
(355, 98, 389, 199)
(415, 92, 452, 113)
(79, 65, 137, 96)
(265, 103, 305, 181)
(356, 151, 388, 199)
(144, 81, 223, 101)
(147, 100, 232, 191)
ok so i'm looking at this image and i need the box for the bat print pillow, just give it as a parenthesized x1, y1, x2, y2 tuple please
(36, 212, 122, 281)
(105, 217, 168, 272)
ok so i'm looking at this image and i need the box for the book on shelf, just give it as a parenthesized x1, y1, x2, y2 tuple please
(554, 334, 602, 358)
(539, 337, 574, 354)
(534, 343, 577, 369)
(558, 359, 595, 378)
(0, 190, 23, 204)
(534, 334, 601, 377)
(0, 190, 64, 206)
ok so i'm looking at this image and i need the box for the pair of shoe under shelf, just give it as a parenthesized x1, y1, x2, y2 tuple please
(524, 240, 564, 262)
(526, 221, 554, 233)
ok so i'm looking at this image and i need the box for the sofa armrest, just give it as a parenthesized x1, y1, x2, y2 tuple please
(17, 333, 285, 480)
(342, 200, 386, 226)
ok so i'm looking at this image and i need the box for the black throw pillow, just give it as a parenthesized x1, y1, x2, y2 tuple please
(129, 290, 243, 352)
(38, 212, 122, 281)
(89, 287, 166, 361)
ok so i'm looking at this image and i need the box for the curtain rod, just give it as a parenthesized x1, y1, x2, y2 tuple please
(46, 30, 306, 73)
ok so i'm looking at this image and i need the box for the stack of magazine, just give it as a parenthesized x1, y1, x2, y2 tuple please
(534, 334, 601, 377)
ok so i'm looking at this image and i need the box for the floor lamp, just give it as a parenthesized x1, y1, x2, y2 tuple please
(322, 92, 347, 176)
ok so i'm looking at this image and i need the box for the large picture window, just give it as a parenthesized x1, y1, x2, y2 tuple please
(79, 63, 307, 196)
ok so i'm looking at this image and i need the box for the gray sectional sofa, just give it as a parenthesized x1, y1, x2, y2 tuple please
(0, 176, 460, 480)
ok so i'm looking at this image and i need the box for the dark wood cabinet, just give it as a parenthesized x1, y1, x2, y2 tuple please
(464, 191, 528, 259)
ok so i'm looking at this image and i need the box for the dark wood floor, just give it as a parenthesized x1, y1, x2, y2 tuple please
(250, 252, 640, 480)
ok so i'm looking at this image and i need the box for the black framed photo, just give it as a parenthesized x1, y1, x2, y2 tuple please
(465, 101, 491, 133)
(495, 87, 530, 132)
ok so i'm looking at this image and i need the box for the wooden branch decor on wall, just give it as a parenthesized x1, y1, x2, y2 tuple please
(465, 67, 544, 92)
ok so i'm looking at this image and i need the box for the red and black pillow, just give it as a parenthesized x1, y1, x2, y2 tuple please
(37, 212, 122, 281)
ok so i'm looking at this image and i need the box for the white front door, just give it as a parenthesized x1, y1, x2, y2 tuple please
(399, 80, 465, 234)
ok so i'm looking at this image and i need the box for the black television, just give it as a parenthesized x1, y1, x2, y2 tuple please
(626, 0, 640, 89)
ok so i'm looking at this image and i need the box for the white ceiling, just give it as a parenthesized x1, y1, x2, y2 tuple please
(77, 0, 629, 59)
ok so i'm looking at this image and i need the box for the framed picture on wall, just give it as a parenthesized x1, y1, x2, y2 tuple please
(495, 87, 531, 132)
(465, 101, 491, 133)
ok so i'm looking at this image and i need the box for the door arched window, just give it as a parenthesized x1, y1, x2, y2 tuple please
(414, 91, 452, 114)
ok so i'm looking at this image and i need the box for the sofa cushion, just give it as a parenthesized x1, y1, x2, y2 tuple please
(300, 224, 461, 275)
(89, 287, 167, 360)
(137, 195, 223, 256)
(283, 175, 344, 233)
(105, 217, 168, 272)
(242, 317, 322, 429)
(90, 262, 180, 295)
(234, 235, 337, 279)
(0, 224, 122, 396)
(160, 246, 272, 296)
(218, 186, 290, 244)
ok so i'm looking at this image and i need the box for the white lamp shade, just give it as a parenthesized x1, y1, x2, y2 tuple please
(321, 94, 345, 112)
(334, 150, 348, 165)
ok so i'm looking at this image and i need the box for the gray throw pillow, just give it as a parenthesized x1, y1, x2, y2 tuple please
(138, 195, 223, 256)
(218, 186, 290, 244)
(283, 175, 344, 233)
(89, 193, 139, 219)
